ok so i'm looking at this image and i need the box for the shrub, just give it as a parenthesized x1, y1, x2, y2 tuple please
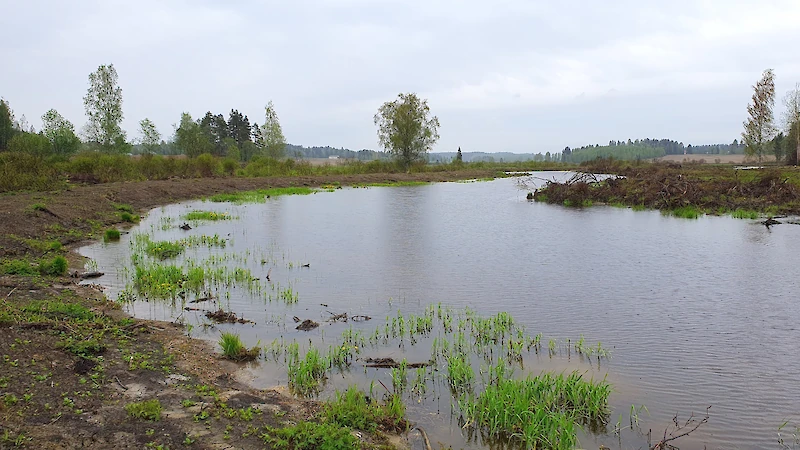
(222, 157, 239, 176)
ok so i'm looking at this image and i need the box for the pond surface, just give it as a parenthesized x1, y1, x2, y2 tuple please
(80, 173, 800, 450)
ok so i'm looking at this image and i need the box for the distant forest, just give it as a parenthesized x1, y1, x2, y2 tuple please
(276, 139, 747, 164)
(125, 138, 745, 164)
(561, 138, 745, 164)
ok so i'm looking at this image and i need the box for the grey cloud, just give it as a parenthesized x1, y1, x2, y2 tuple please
(1, 0, 798, 152)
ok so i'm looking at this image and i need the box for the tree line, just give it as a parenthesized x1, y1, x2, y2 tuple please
(0, 64, 287, 162)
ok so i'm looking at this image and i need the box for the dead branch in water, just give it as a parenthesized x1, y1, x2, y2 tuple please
(649, 406, 710, 450)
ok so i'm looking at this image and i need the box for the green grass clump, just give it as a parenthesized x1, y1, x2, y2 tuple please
(30, 203, 47, 212)
(120, 212, 140, 223)
(60, 337, 106, 358)
(209, 187, 315, 203)
(664, 206, 701, 219)
(125, 399, 162, 421)
(22, 300, 95, 322)
(145, 240, 184, 260)
(184, 210, 232, 221)
(114, 203, 134, 214)
(461, 370, 610, 449)
(0, 259, 39, 276)
(287, 343, 328, 397)
(731, 209, 759, 219)
(39, 255, 68, 276)
(323, 385, 407, 432)
(261, 421, 358, 450)
(219, 332, 260, 361)
(104, 229, 121, 242)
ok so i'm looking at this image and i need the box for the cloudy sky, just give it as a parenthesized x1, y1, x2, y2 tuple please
(2, 0, 799, 153)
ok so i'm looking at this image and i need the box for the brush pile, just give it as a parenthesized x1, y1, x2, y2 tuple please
(533, 163, 800, 213)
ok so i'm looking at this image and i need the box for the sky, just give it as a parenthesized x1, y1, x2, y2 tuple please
(2, 0, 800, 154)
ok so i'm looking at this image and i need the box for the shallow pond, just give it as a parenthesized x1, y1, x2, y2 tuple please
(80, 173, 800, 450)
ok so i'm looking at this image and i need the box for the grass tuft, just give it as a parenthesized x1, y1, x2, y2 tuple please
(664, 206, 702, 219)
(731, 208, 759, 219)
(219, 332, 260, 361)
(104, 229, 121, 242)
(120, 212, 140, 223)
(39, 255, 68, 276)
(125, 399, 162, 421)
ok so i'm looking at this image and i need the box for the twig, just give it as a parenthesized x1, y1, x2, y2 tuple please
(414, 426, 433, 450)
(6, 287, 17, 298)
(650, 406, 711, 450)
(114, 376, 128, 390)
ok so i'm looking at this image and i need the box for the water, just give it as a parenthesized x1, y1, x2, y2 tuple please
(79, 173, 800, 450)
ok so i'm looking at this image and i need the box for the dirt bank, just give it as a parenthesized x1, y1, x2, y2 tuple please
(0, 172, 501, 449)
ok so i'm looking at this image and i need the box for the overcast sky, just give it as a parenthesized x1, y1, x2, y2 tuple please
(2, 0, 800, 153)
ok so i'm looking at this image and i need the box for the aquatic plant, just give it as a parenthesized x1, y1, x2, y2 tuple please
(461, 370, 611, 449)
(731, 208, 759, 219)
(144, 240, 184, 260)
(209, 187, 315, 203)
(391, 359, 408, 393)
(323, 385, 407, 432)
(287, 343, 328, 397)
(184, 210, 232, 221)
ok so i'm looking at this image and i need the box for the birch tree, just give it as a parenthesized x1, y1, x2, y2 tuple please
(83, 64, 126, 152)
(742, 69, 776, 163)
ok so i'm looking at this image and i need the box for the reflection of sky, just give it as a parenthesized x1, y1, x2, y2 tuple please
(80, 176, 800, 450)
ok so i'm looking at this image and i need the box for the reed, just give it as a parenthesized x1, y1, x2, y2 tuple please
(323, 385, 407, 432)
(461, 370, 611, 449)
(287, 343, 328, 396)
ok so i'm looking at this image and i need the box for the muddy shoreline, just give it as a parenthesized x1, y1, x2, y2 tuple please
(0, 170, 505, 449)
